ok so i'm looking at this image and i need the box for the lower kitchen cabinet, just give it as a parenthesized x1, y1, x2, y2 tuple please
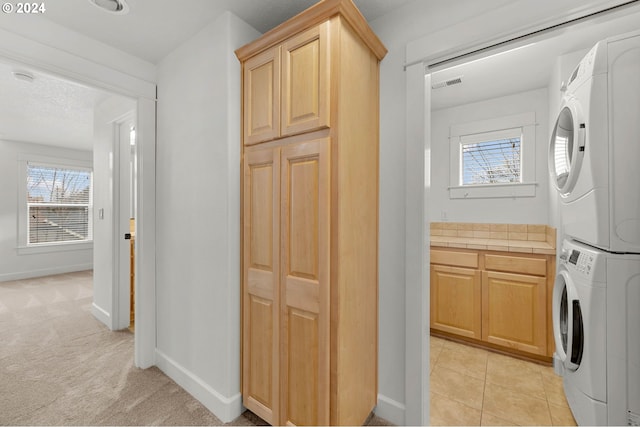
(482, 271, 547, 356)
(430, 248, 555, 359)
(431, 265, 481, 340)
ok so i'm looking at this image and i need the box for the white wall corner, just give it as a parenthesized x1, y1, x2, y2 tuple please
(91, 302, 112, 328)
(155, 349, 244, 423)
(375, 393, 406, 425)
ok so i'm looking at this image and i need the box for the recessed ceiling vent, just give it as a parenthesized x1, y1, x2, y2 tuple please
(431, 75, 463, 90)
(12, 70, 35, 83)
(88, 0, 129, 14)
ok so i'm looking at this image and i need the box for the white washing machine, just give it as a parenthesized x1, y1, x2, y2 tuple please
(553, 238, 640, 425)
(549, 30, 640, 253)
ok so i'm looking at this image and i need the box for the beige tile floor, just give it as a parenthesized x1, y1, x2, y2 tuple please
(430, 336, 578, 426)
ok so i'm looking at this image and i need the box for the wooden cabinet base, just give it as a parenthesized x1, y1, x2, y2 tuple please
(430, 329, 553, 365)
(430, 246, 556, 360)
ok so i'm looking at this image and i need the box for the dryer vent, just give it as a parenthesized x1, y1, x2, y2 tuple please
(431, 75, 463, 90)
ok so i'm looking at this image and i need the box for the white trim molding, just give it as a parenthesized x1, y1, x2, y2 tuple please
(375, 393, 407, 425)
(155, 349, 244, 423)
(0, 264, 93, 282)
(91, 302, 112, 326)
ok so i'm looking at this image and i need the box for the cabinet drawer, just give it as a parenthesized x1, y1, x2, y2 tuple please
(484, 254, 546, 276)
(431, 249, 478, 269)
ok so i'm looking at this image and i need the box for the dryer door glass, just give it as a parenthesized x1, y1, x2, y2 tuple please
(549, 103, 585, 196)
(551, 108, 574, 189)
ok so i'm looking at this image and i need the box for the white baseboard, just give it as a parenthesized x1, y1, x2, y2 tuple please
(155, 349, 243, 423)
(91, 302, 111, 327)
(0, 264, 93, 282)
(376, 393, 406, 426)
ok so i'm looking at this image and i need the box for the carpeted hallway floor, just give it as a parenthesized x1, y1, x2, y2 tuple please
(0, 271, 391, 426)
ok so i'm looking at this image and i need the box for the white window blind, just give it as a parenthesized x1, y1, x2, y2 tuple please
(460, 128, 522, 186)
(27, 164, 92, 244)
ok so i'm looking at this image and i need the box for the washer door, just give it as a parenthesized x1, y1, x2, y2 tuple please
(549, 99, 586, 197)
(553, 269, 584, 371)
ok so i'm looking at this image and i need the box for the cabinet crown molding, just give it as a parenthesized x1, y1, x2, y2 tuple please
(235, 0, 387, 62)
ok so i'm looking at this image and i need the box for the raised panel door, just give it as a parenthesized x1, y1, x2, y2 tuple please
(280, 138, 330, 426)
(242, 147, 280, 423)
(244, 47, 281, 145)
(482, 271, 547, 355)
(430, 265, 482, 339)
(281, 23, 329, 137)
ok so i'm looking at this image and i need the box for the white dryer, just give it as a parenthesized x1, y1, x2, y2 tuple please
(549, 30, 640, 253)
(553, 238, 640, 425)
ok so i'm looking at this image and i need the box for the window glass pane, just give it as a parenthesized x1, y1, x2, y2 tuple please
(27, 165, 91, 204)
(462, 137, 521, 185)
(27, 164, 92, 244)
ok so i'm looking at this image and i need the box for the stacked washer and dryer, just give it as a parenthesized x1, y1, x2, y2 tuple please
(549, 30, 640, 426)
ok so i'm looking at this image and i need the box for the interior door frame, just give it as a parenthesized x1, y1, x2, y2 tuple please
(0, 29, 157, 369)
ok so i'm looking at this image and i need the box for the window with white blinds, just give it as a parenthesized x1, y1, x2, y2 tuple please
(448, 112, 537, 199)
(27, 163, 92, 244)
(461, 128, 522, 185)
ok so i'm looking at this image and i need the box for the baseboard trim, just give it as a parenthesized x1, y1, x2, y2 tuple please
(91, 302, 111, 327)
(375, 393, 406, 426)
(0, 264, 93, 282)
(155, 349, 243, 423)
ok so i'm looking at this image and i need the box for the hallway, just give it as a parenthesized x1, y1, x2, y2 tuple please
(0, 271, 260, 425)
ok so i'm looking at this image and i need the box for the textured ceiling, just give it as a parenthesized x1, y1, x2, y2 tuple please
(0, 61, 129, 150)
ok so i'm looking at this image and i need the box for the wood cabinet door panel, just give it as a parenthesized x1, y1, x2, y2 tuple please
(280, 139, 330, 426)
(281, 23, 329, 137)
(482, 271, 547, 355)
(430, 265, 482, 339)
(243, 148, 280, 423)
(244, 47, 281, 145)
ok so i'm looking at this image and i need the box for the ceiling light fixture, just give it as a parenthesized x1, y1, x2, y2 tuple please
(88, 0, 129, 15)
(12, 70, 34, 83)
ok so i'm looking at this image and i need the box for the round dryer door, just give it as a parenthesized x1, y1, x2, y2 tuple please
(553, 269, 584, 371)
(549, 99, 586, 196)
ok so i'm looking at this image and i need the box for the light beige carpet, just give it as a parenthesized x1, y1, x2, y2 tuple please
(0, 271, 391, 426)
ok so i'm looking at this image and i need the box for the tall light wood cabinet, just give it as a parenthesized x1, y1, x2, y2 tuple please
(236, 1, 386, 425)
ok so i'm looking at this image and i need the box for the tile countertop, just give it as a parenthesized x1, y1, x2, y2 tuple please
(430, 222, 556, 255)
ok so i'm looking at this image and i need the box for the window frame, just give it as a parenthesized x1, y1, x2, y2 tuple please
(17, 154, 94, 255)
(449, 112, 537, 199)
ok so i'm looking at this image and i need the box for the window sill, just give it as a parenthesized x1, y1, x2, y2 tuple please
(17, 241, 93, 255)
(449, 182, 537, 199)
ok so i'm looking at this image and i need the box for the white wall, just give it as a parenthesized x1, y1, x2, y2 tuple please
(431, 88, 549, 224)
(0, 140, 93, 281)
(155, 11, 259, 423)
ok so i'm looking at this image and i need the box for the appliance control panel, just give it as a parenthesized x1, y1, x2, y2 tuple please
(567, 249, 595, 277)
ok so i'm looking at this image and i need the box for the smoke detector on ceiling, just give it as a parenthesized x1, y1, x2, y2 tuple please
(88, 0, 129, 14)
(431, 75, 463, 90)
